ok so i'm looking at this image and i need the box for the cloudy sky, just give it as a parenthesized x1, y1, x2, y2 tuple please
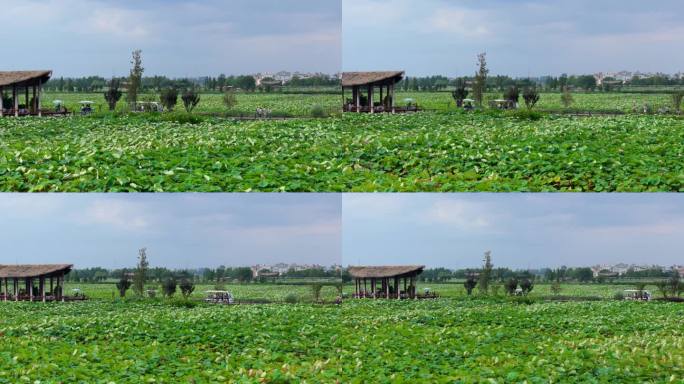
(0, 0, 341, 77)
(343, 194, 684, 269)
(0, 194, 341, 269)
(343, 0, 684, 76)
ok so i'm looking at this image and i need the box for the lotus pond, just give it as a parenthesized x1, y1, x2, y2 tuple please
(1, 111, 682, 191)
(0, 298, 682, 383)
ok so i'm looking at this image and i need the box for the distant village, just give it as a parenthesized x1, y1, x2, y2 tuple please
(590, 263, 684, 278)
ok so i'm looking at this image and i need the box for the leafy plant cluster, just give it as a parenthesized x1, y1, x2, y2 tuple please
(0, 299, 682, 382)
(2, 112, 682, 191)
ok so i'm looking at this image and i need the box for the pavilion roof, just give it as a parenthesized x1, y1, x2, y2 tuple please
(348, 265, 425, 278)
(342, 71, 404, 87)
(0, 264, 73, 278)
(0, 70, 52, 87)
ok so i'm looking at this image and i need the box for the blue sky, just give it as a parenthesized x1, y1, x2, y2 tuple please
(342, 194, 684, 269)
(343, 0, 684, 76)
(0, 194, 341, 269)
(0, 0, 341, 77)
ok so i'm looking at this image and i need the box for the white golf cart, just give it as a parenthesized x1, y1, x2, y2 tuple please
(134, 101, 164, 113)
(462, 98, 475, 111)
(205, 290, 234, 304)
(79, 101, 94, 115)
(623, 289, 652, 301)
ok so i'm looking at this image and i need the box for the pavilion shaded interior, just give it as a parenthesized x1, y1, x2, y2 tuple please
(0, 70, 52, 117)
(342, 71, 407, 113)
(0, 264, 72, 302)
(349, 265, 424, 299)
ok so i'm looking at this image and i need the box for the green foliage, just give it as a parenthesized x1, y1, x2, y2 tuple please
(505, 278, 518, 295)
(478, 251, 493, 294)
(550, 281, 562, 296)
(311, 283, 323, 302)
(159, 88, 178, 111)
(672, 92, 684, 113)
(0, 299, 681, 382)
(162, 278, 177, 298)
(284, 293, 299, 304)
(181, 89, 200, 113)
(523, 87, 541, 109)
(115, 277, 131, 298)
(504, 86, 520, 105)
(451, 80, 469, 107)
(179, 279, 195, 299)
(127, 50, 144, 104)
(103, 79, 123, 111)
(463, 276, 477, 295)
(520, 278, 534, 295)
(472, 52, 488, 106)
(223, 90, 237, 110)
(133, 248, 149, 296)
(561, 89, 574, 108)
(1, 111, 683, 192)
(310, 104, 327, 118)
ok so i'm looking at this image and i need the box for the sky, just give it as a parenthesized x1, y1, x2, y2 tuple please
(343, 0, 684, 76)
(0, 194, 341, 269)
(0, 0, 341, 77)
(342, 194, 684, 269)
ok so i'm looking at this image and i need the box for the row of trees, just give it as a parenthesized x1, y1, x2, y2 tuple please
(45, 69, 338, 95)
(399, 73, 684, 93)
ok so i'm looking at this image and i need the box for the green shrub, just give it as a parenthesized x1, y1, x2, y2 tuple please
(284, 293, 299, 304)
(508, 109, 544, 121)
(161, 113, 204, 125)
(169, 298, 197, 308)
(311, 104, 327, 118)
(159, 88, 178, 111)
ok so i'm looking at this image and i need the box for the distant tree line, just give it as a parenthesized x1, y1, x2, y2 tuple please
(418, 265, 676, 284)
(66, 265, 344, 284)
(44, 74, 339, 93)
(398, 74, 684, 93)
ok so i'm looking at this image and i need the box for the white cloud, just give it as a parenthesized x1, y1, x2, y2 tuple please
(424, 8, 491, 38)
(421, 199, 494, 229)
(85, 8, 152, 39)
(75, 199, 152, 231)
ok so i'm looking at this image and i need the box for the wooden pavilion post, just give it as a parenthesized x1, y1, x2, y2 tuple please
(379, 86, 383, 110)
(0, 86, 4, 117)
(355, 86, 360, 113)
(40, 276, 45, 302)
(368, 85, 373, 114)
(37, 83, 42, 117)
(29, 278, 33, 302)
(32, 85, 36, 114)
(25, 87, 29, 112)
(13, 85, 18, 117)
(14, 278, 18, 301)
(384, 277, 389, 298)
(390, 83, 395, 112)
(363, 278, 367, 295)
(60, 273, 65, 302)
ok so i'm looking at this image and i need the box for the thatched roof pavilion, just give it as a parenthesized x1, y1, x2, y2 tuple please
(348, 265, 424, 299)
(0, 264, 72, 302)
(342, 71, 405, 113)
(0, 70, 52, 117)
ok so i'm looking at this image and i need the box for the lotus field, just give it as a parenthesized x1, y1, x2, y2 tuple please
(1, 109, 682, 191)
(1, 292, 682, 382)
